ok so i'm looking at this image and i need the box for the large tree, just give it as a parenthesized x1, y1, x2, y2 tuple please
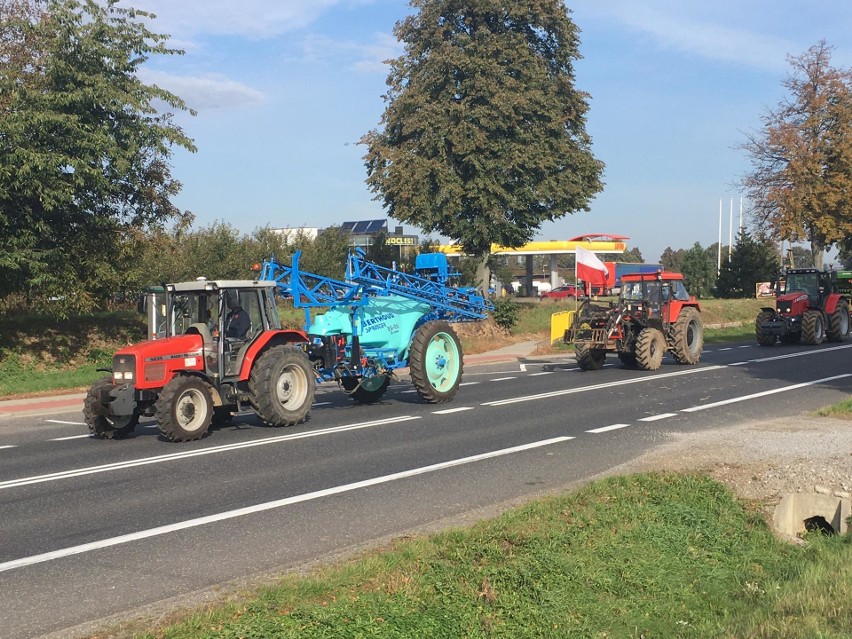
(0, 0, 195, 313)
(740, 41, 852, 268)
(716, 230, 779, 298)
(361, 0, 604, 286)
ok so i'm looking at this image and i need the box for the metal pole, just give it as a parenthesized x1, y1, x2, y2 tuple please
(728, 197, 733, 261)
(717, 199, 722, 275)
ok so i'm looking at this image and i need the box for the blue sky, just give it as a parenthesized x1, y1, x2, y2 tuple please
(129, 0, 852, 263)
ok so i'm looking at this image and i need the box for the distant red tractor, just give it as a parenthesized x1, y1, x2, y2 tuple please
(564, 271, 703, 370)
(755, 268, 850, 346)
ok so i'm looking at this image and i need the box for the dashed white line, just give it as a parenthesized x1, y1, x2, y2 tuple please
(729, 362, 749, 366)
(432, 407, 474, 415)
(529, 372, 554, 377)
(45, 420, 84, 425)
(737, 345, 751, 349)
(519, 364, 527, 372)
(490, 377, 517, 382)
(0, 445, 17, 451)
(459, 382, 480, 387)
(681, 374, 852, 413)
(718, 347, 732, 351)
(313, 402, 332, 407)
(586, 424, 630, 434)
(0, 436, 574, 573)
(637, 413, 677, 422)
(50, 435, 90, 442)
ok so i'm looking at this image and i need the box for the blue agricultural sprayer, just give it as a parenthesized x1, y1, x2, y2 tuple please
(258, 249, 494, 403)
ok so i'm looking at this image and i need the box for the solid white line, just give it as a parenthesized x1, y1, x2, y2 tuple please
(50, 435, 90, 441)
(481, 366, 725, 407)
(586, 424, 629, 434)
(681, 374, 852, 413)
(729, 362, 749, 366)
(637, 413, 677, 422)
(0, 436, 574, 573)
(0, 416, 422, 491)
(432, 407, 474, 415)
(0, 445, 17, 451)
(529, 372, 554, 377)
(489, 377, 517, 382)
(45, 420, 85, 425)
(751, 343, 852, 363)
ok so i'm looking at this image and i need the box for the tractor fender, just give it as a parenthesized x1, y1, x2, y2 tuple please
(822, 293, 846, 315)
(759, 306, 776, 315)
(238, 329, 309, 380)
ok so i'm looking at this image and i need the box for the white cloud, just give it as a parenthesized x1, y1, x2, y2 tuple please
(298, 32, 401, 74)
(125, 0, 341, 38)
(140, 70, 266, 111)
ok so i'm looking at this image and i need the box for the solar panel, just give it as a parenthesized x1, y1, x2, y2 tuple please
(341, 219, 387, 234)
(340, 221, 357, 232)
(366, 219, 387, 233)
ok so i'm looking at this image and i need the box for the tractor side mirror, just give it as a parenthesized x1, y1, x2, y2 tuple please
(136, 294, 147, 314)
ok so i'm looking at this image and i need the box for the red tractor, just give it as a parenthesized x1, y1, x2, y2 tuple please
(755, 268, 850, 346)
(564, 271, 703, 371)
(84, 279, 315, 442)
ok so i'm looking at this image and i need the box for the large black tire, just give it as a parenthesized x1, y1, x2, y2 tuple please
(408, 321, 463, 403)
(248, 345, 315, 426)
(575, 344, 606, 370)
(635, 327, 665, 371)
(671, 307, 703, 364)
(617, 352, 637, 368)
(755, 311, 778, 346)
(83, 376, 138, 439)
(155, 375, 214, 442)
(801, 310, 825, 345)
(827, 299, 850, 342)
(341, 375, 391, 404)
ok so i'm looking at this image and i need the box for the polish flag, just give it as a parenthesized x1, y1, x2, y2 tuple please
(575, 246, 608, 293)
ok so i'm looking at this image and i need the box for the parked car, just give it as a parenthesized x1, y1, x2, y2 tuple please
(539, 284, 580, 301)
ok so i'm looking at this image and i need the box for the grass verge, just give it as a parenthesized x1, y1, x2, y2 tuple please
(106, 473, 850, 639)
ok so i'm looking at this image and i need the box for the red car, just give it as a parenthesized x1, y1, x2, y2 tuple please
(539, 284, 581, 300)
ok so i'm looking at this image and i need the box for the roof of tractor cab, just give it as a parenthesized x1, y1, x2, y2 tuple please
(167, 279, 276, 292)
(621, 271, 682, 282)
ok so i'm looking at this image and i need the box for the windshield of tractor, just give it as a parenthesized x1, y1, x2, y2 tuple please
(622, 281, 645, 300)
(784, 272, 819, 297)
(671, 280, 691, 300)
(170, 292, 217, 336)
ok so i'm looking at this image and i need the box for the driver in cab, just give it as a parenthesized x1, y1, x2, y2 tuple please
(224, 296, 250, 339)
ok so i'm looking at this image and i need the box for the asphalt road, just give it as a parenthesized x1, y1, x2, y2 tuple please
(1, 339, 851, 638)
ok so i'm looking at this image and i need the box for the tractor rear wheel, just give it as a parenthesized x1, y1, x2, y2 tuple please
(828, 299, 850, 342)
(341, 375, 391, 403)
(755, 311, 778, 346)
(155, 375, 213, 442)
(249, 346, 315, 426)
(672, 307, 703, 364)
(83, 376, 138, 439)
(635, 327, 665, 371)
(801, 310, 825, 345)
(408, 321, 462, 403)
(575, 344, 606, 370)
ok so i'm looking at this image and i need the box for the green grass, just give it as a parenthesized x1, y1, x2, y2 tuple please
(816, 397, 852, 418)
(106, 473, 850, 639)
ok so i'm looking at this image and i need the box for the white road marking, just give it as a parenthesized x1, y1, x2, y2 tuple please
(519, 364, 527, 372)
(637, 413, 677, 422)
(529, 372, 554, 377)
(313, 402, 332, 407)
(587, 424, 630, 434)
(751, 343, 852, 363)
(50, 435, 90, 441)
(0, 416, 423, 491)
(0, 436, 574, 573)
(718, 347, 732, 351)
(489, 377, 517, 382)
(45, 420, 84, 425)
(681, 374, 852, 413)
(459, 382, 480, 386)
(737, 345, 751, 349)
(432, 407, 474, 415)
(728, 362, 749, 366)
(481, 366, 725, 407)
(0, 445, 17, 451)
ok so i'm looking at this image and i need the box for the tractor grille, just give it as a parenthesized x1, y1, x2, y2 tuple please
(777, 301, 792, 315)
(567, 327, 610, 345)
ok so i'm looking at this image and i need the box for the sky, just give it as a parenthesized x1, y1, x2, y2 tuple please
(127, 0, 852, 263)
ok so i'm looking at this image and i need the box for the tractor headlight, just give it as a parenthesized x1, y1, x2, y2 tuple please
(112, 355, 136, 384)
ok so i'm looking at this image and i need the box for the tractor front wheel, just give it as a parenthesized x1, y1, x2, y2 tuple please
(801, 310, 825, 345)
(828, 299, 850, 342)
(575, 344, 606, 370)
(155, 375, 214, 442)
(635, 328, 665, 371)
(408, 321, 462, 403)
(755, 311, 778, 346)
(249, 346, 315, 426)
(83, 376, 138, 439)
(672, 307, 703, 364)
(341, 375, 391, 404)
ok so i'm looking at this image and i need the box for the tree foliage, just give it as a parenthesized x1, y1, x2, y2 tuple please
(659, 247, 686, 272)
(0, 0, 195, 313)
(361, 0, 604, 265)
(740, 41, 852, 263)
(679, 242, 716, 298)
(716, 230, 780, 298)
